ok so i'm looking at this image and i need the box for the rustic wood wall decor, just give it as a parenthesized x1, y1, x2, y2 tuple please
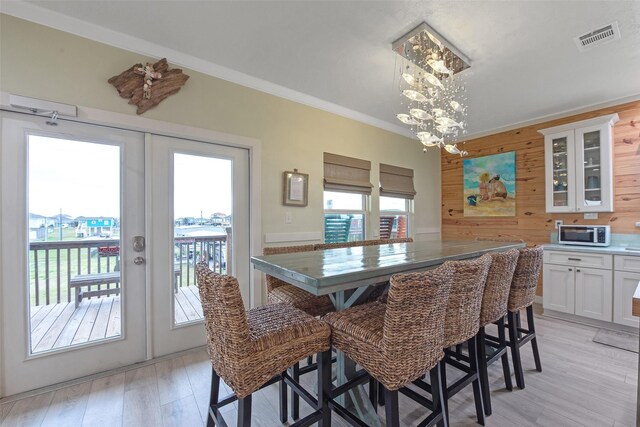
(108, 58, 189, 114)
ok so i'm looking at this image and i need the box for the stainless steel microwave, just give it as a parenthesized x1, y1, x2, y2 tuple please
(558, 225, 611, 247)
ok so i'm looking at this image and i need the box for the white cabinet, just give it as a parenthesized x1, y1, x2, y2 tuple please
(613, 255, 640, 328)
(543, 264, 575, 313)
(540, 114, 619, 213)
(543, 250, 612, 322)
(575, 267, 612, 321)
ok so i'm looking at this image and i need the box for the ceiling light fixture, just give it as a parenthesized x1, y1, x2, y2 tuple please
(392, 22, 471, 156)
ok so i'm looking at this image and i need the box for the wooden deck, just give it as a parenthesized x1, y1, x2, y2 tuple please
(30, 286, 203, 353)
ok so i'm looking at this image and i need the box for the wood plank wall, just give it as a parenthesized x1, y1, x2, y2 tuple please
(441, 100, 640, 294)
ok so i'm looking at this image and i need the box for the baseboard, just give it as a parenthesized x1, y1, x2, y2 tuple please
(542, 309, 639, 335)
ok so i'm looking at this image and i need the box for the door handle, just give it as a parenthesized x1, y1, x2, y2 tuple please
(133, 256, 145, 265)
(568, 258, 581, 261)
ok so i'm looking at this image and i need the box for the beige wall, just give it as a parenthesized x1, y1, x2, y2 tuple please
(0, 14, 441, 243)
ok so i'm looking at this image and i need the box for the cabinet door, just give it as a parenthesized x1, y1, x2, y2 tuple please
(613, 271, 640, 327)
(574, 123, 614, 212)
(543, 264, 575, 313)
(575, 267, 612, 321)
(544, 131, 575, 213)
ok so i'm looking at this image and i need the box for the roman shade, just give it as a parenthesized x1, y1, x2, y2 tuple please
(323, 153, 373, 195)
(379, 163, 417, 199)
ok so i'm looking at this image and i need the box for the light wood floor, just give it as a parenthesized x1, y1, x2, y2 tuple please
(3, 309, 637, 426)
(30, 286, 203, 353)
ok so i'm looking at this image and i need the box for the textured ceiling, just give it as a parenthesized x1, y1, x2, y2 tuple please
(7, 1, 640, 137)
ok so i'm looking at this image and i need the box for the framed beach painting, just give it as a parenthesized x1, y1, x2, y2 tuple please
(463, 152, 516, 217)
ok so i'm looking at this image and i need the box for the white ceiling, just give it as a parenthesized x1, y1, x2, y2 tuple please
(4, 1, 640, 138)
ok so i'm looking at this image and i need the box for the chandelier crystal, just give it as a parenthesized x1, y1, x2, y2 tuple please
(392, 22, 471, 156)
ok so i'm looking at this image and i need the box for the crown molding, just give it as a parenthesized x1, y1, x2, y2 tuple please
(0, 2, 413, 139)
(459, 93, 640, 142)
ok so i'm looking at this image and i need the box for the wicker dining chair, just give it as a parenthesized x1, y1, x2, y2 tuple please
(196, 261, 332, 427)
(312, 237, 413, 251)
(324, 264, 453, 427)
(412, 254, 492, 425)
(506, 246, 544, 389)
(263, 245, 335, 420)
(264, 245, 335, 317)
(476, 249, 520, 416)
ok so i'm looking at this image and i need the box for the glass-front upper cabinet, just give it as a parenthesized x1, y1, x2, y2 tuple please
(540, 114, 618, 213)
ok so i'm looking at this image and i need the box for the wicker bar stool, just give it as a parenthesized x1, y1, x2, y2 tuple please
(312, 237, 413, 251)
(324, 264, 453, 427)
(505, 246, 544, 389)
(476, 249, 520, 416)
(264, 245, 335, 317)
(196, 262, 332, 427)
(263, 245, 335, 420)
(413, 254, 492, 425)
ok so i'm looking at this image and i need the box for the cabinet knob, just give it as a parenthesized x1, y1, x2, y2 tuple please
(568, 268, 573, 271)
(577, 269, 581, 272)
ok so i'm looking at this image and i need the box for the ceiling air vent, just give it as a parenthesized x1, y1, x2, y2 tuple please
(574, 21, 621, 52)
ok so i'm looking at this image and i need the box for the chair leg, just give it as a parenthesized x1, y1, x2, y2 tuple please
(516, 311, 523, 339)
(439, 359, 449, 419)
(527, 305, 542, 372)
(508, 311, 525, 389)
(318, 350, 332, 427)
(208, 366, 221, 427)
(378, 380, 385, 406)
(238, 395, 252, 427)
(497, 317, 513, 391)
(476, 327, 491, 416)
(307, 355, 314, 366)
(368, 378, 378, 407)
(383, 387, 400, 427)
(279, 374, 287, 424)
(430, 362, 449, 427)
(290, 362, 300, 419)
(467, 336, 485, 426)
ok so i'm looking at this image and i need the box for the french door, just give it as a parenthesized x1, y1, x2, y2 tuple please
(147, 134, 250, 357)
(0, 112, 250, 396)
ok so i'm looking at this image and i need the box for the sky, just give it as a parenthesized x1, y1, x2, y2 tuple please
(28, 136, 232, 219)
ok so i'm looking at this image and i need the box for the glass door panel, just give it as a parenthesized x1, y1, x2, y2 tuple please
(582, 130, 602, 207)
(173, 153, 231, 326)
(28, 136, 122, 353)
(551, 136, 569, 208)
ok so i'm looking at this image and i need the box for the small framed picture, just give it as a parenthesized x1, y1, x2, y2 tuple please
(283, 170, 308, 207)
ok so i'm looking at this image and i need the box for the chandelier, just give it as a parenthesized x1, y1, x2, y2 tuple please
(392, 23, 471, 156)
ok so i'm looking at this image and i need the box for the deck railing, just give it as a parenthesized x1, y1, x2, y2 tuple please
(29, 234, 228, 307)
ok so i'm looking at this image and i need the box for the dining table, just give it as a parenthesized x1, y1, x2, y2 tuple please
(251, 239, 526, 425)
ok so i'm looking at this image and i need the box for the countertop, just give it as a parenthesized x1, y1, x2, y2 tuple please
(543, 243, 640, 256)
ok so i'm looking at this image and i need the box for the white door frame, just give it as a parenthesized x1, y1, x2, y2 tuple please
(0, 92, 263, 397)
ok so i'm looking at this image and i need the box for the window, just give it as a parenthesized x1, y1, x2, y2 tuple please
(379, 164, 415, 239)
(380, 196, 410, 239)
(323, 191, 365, 242)
(323, 153, 372, 243)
